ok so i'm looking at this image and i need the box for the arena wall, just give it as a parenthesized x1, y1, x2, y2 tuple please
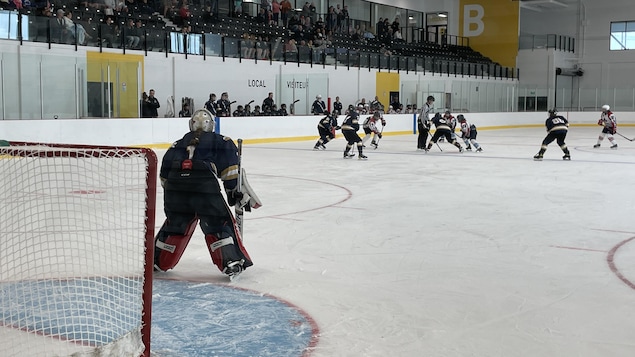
(2, 111, 633, 147)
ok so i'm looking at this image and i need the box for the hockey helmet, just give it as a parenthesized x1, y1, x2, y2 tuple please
(427, 95, 435, 102)
(189, 109, 215, 132)
(444, 109, 451, 115)
(324, 110, 331, 115)
(601, 104, 610, 111)
(373, 111, 382, 119)
(548, 108, 558, 116)
(457, 114, 465, 121)
(316, 94, 322, 99)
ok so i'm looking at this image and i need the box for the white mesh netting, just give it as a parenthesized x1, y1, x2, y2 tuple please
(0, 144, 155, 357)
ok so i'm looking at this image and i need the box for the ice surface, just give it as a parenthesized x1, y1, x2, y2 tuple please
(153, 127, 635, 357)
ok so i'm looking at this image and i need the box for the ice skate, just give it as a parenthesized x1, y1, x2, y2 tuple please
(611, 144, 618, 149)
(563, 154, 571, 160)
(465, 145, 472, 151)
(370, 142, 378, 149)
(313, 145, 320, 150)
(533, 153, 543, 161)
(593, 144, 600, 148)
(476, 147, 483, 152)
(358, 154, 368, 160)
(224, 260, 245, 281)
(343, 152, 355, 159)
(320, 143, 327, 150)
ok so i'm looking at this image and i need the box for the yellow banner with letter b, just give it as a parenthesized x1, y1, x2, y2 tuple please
(459, 0, 520, 69)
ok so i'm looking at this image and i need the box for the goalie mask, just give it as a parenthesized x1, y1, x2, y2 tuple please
(189, 109, 215, 132)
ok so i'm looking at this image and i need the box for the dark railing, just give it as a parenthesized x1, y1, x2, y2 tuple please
(1, 9, 518, 80)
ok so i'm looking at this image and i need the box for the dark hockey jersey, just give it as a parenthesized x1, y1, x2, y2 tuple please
(341, 112, 360, 131)
(546, 115, 569, 132)
(318, 114, 338, 131)
(431, 113, 451, 131)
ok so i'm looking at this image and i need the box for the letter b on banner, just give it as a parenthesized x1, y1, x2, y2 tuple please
(463, 4, 484, 37)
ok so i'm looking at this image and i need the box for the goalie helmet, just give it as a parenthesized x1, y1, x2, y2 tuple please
(601, 104, 610, 111)
(189, 109, 215, 132)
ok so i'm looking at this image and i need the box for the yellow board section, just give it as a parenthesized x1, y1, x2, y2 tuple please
(459, 0, 519, 68)
(86, 52, 144, 118)
(375, 72, 399, 109)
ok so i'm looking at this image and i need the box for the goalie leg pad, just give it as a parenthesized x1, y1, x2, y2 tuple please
(154, 216, 199, 272)
(203, 220, 254, 273)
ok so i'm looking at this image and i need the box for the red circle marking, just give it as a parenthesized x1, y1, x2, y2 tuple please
(607, 236, 635, 290)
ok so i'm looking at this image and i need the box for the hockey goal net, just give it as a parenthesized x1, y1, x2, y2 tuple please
(0, 142, 157, 357)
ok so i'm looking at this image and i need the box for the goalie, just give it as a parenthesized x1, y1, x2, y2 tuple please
(154, 109, 261, 278)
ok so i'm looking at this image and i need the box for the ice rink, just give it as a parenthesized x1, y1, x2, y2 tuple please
(153, 126, 635, 357)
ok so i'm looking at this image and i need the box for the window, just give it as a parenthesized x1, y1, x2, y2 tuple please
(610, 21, 635, 50)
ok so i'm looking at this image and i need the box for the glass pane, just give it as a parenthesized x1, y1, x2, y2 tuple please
(611, 22, 626, 32)
(626, 21, 635, 32)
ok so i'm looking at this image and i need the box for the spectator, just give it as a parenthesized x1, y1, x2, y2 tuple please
(141, 92, 152, 118)
(278, 103, 288, 116)
(251, 105, 262, 116)
(216, 92, 231, 117)
(179, 103, 192, 117)
(124, 18, 140, 49)
(178, 3, 191, 26)
(271, 0, 280, 25)
(205, 93, 218, 116)
(333, 96, 343, 115)
(379, 45, 392, 56)
(340, 5, 350, 34)
(262, 92, 275, 112)
(256, 7, 267, 24)
(100, 16, 119, 48)
(132, 19, 145, 49)
(311, 94, 326, 115)
(64, 11, 93, 45)
(391, 17, 400, 34)
(284, 38, 298, 58)
(390, 96, 401, 112)
(242, 33, 255, 59)
(326, 6, 336, 33)
(280, 0, 291, 27)
(147, 89, 161, 118)
(232, 105, 247, 117)
(393, 29, 403, 42)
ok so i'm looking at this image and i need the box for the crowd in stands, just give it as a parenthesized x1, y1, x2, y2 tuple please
(1, 0, 497, 67)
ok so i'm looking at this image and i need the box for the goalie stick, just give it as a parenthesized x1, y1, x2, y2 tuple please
(235, 138, 244, 238)
(616, 132, 635, 142)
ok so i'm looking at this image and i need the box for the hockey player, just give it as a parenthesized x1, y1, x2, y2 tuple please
(341, 107, 367, 159)
(154, 109, 259, 279)
(313, 111, 339, 150)
(361, 111, 384, 149)
(425, 112, 464, 153)
(311, 94, 326, 115)
(594, 104, 618, 149)
(417, 95, 434, 150)
(533, 108, 571, 161)
(457, 114, 482, 152)
(216, 92, 232, 117)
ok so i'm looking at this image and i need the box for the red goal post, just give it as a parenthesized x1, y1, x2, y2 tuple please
(0, 142, 157, 357)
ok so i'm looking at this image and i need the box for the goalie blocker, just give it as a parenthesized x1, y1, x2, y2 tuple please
(154, 109, 261, 277)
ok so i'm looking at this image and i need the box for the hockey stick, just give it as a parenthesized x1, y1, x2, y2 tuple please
(235, 138, 244, 238)
(373, 125, 384, 149)
(616, 132, 635, 142)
